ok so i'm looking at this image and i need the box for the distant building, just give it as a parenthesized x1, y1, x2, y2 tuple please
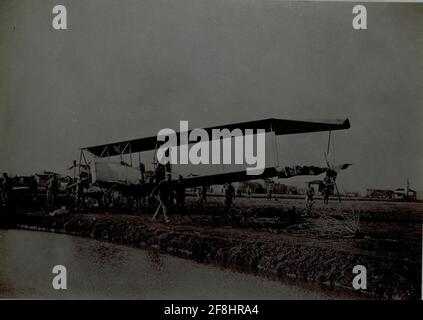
(393, 188, 417, 201)
(366, 189, 394, 199)
(366, 184, 417, 201)
(345, 191, 360, 198)
(393, 180, 417, 200)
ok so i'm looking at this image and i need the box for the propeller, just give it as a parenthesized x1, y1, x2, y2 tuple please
(323, 132, 351, 202)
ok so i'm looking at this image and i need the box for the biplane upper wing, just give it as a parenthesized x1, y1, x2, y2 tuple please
(83, 118, 350, 158)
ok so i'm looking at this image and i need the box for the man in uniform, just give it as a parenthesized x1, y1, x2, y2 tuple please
(247, 185, 252, 198)
(224, 183, 236, 212)
(198, 185, 207, 208)
(46, 174, 54, 207)
(76, 173, 88, 209)
(29, 175, 38, 205)
(323, 175, 332, 205)
(266, 185, 273, 200)
(150, 173, 173, 223)
(304, 184, 315, 216)
(49, 174, 59, 208)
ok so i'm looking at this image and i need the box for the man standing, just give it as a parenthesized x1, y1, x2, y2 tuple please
(247, 185, 252, 198)
(150, 173, 173, 223)
(224, 183, 235, 212)
(46, 174, 53, 207)
(64, 176, 74, 207)
(139, 161, 145, 184)
(175, 175, 186, 215)
(47, 174, 59, 208)
(266, 185, 273, 200)
(198, 185, 208, 208)
(155, 163, 166, 183)
(304, 184, 315, 216)
(76, 173, 88, 209)
(29, 175, 38, 205)
(323, 176, 332, 205)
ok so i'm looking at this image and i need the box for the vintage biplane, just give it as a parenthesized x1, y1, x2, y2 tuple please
(76, 118, 351, 207)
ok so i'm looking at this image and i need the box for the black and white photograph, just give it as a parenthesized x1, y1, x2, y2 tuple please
(0, 0, 422, 304)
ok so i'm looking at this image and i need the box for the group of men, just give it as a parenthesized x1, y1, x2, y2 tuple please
(0, 166, 235, 217)
(150, 173, 237, 223)
(304, 175, 335, 216)
(1, 166, 334, 219)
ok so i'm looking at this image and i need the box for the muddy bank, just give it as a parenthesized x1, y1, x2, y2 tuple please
(5, 212, 421, 299)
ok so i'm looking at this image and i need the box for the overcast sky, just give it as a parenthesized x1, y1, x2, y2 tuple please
(0, 0, 422, 192)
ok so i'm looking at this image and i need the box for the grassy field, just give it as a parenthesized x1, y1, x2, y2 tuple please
(181, 196, 423, 255)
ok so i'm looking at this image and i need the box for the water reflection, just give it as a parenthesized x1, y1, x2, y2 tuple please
(0, 230, 354, 299)
(146, 249, 164, 272)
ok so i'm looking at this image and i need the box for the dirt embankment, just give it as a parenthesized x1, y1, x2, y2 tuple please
(9, 209, 421, 300)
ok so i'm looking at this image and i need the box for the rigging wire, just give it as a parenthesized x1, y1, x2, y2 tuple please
(273, 131, 280, 168)
(332, 131, 335, 166)
(327, 131, 332, 156)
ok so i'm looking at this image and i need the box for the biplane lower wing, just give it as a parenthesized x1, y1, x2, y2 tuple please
(180, 164, 348, 188)
(85, 162, 352, 202)
(181, 168, 279, 188)
(92, 165, 347, 197)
